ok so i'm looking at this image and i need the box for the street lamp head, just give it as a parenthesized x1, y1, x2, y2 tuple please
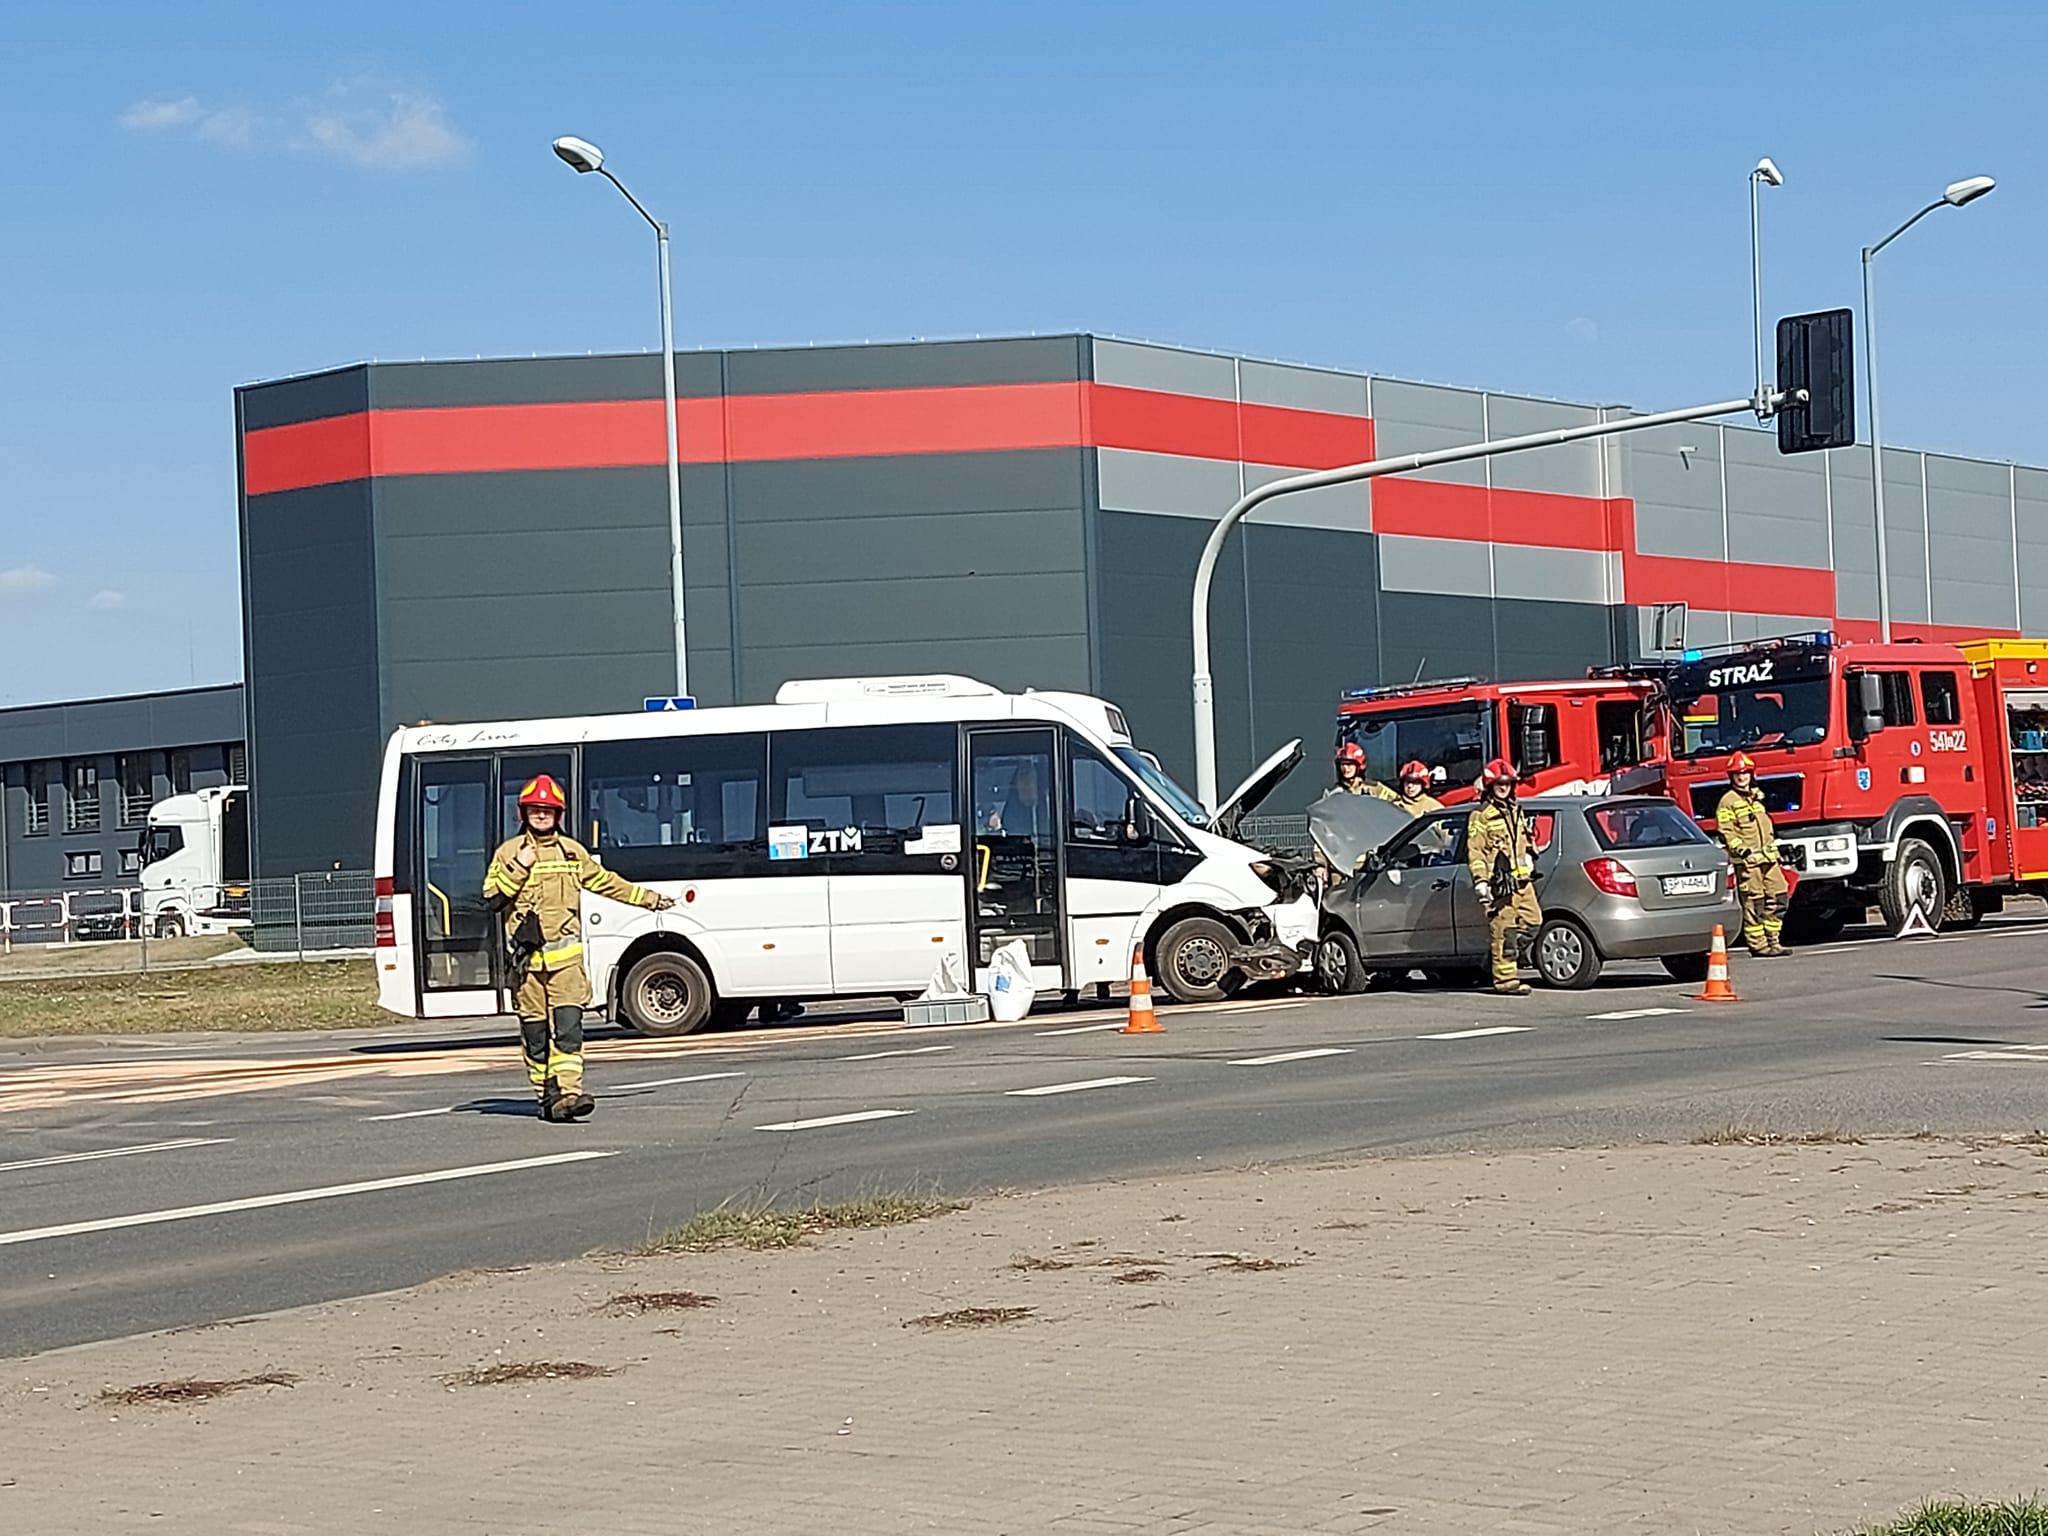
(1754, 156, 1784, 188)
(1942, 175, 1996, 207)
(552, 136, 605, 174)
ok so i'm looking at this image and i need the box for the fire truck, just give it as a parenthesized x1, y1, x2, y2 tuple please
(1661, 633, 2048, 939)
(1334, 675, 1664, 803)
(1333, 633, 2048, 940)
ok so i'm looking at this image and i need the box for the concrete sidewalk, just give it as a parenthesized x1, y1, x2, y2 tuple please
(4, 1135, 2046, 1535)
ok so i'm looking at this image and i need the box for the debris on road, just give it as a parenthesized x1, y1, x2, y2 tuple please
(99, 1371, 298, 1407)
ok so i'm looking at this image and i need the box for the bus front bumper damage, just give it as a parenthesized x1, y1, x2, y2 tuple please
(1227, 905, 1316, 985)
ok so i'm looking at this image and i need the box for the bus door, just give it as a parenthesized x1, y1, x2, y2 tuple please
(415, 756, 502, 1017)
(1062, 732, 1171, 987)
(968, 727, 1066, 991)
(413, 750, 573, 1017)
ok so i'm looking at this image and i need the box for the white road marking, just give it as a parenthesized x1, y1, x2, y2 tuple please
(1035, 1022, 1129, 1037)
(1417, 1026, 1533, 1041)
(1231, 1047, 1354, 1067)
(1588, 1007, 1689, 1021)
(0, 1151, 618, 1248)
(754, 1109, 915, 1132)
(1939, 1048, 2048, 1062)
(363, 1105, 461, 1121)
(608, 1071, 747, 1092)
(0, 1137, 231, 1175)
(838, 1045, 955, 1062)
(1006, 1075, 1154, 1097)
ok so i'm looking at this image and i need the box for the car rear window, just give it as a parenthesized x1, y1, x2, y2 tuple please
(1585, 803, 1709, 851)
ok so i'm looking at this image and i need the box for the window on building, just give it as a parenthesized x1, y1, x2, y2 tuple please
(585, 732, 767, 881)
(168, 750, 192, 796)
(771, 725, 957, 849)
(228, 743, 248, 784)
(66, 760, 101, 833)
(1921, 671, 1962, 727)
(1877, 671, 1917, 728)
(65, 850, 104, 879)
(117, 753, 157, 827)
(119, 847, 142, 876)
(25, 761, 51, 836)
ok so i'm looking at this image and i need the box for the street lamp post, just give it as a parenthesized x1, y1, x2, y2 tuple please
(1861, 174, 1996, 642)
(1750, 158, 1784, 412)
(553, 135, 689, 698)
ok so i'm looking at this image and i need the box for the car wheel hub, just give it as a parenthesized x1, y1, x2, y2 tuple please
(1540, 927, 1582, 977)
(1316, 942, 1347, 989)
(642, 973, 690, 1022)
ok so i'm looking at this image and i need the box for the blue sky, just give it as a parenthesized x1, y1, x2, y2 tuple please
(2, 1, 2040, 707)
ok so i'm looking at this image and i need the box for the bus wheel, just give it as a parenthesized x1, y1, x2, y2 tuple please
(1878, 837, 1945, 936)
(1154, 916, 1237, 1004)
(620, 951, 714, 1036)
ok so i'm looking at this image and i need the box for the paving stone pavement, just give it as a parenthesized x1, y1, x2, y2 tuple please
(5, 1135, 2047, 1535)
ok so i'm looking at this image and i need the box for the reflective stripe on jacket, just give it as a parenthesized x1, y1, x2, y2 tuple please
(484, 832, 656, 966)
(1715, 787, 1779, 866)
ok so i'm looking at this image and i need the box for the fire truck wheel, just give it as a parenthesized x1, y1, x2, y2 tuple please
(1878, 837, 1946, 936)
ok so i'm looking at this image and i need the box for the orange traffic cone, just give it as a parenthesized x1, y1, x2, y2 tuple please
(1121, 945, 1163, 1034)
(1695, 925, 1740, 1003)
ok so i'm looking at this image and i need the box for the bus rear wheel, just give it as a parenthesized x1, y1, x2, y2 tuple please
(620, 950, 715, 1037)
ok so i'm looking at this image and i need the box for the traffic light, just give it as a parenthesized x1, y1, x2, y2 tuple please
(1776, 308, 1855, 454)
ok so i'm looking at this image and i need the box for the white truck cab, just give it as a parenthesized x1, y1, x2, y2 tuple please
(139, 785, 252, 937)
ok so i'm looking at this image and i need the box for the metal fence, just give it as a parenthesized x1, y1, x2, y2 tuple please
(0, 871, 376, 960)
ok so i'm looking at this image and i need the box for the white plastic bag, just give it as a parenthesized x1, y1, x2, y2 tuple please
(920, 952, 967, 1001)
(985, 939, 1037, 1022)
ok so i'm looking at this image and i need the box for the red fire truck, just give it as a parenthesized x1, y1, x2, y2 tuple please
(1333, 633, 2048, 940)
(1334, 675, 1664, 803)
(1661, 633, 2048, 939)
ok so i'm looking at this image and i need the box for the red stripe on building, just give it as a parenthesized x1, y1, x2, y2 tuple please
(1372, 480, 1623, 552)
(244, 382, 1397, 495)
(1620, 550, 1838, 618)
(241, 412, 372, 496)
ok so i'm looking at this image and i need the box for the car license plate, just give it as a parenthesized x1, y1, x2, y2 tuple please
(1662, 873, 1714, 896)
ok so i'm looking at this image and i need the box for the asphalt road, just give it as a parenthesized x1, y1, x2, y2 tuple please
(4, 916, 2046, 1357)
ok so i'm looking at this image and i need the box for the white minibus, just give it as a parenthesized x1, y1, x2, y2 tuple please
(371, 675, 1310, 1034)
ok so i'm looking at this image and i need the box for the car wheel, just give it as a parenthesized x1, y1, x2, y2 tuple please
(1154, 916, 1239, 1003)
(1534, 917, 1602, 989)
(620, 950, 715, 1036)
(1878, 837, 1946, 935)
(1660, 951, 1709, 984)
(1313, 930, 1371, 996)
(154, 914, 186, 940)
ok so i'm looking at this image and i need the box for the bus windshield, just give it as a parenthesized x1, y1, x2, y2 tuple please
(1112, 746, 1209, 828)
(1670, 679, 1831, 759)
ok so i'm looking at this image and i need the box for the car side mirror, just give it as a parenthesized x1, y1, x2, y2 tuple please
(1847, 671, 1884, 741)
(1125, 795, 1156, 846)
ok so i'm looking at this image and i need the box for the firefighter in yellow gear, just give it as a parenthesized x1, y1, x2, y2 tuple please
(1467, 758, 1541, 995)
(1334, 742, 1400, 803)
(483, 774, 673, 1121)
(1395, 759, 1444, 817)
(1715, 751, 1788, 957)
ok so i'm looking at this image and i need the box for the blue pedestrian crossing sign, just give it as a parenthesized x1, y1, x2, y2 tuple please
(644, 696, 697, 712)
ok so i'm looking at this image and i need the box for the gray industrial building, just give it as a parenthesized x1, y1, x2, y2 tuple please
(0, 685, 244, 902)
(212, 330, 2039, 878)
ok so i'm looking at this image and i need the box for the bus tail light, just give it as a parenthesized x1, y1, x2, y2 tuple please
(1582, 857, 1639, 897)
(374, 876, 395, 947)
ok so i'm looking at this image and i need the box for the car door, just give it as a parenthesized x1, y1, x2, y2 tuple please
(1350, 812, 1465, 962)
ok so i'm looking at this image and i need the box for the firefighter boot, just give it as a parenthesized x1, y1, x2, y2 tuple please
(550, 1006, 595, 1120)
(538, 1078, 564, 1121)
